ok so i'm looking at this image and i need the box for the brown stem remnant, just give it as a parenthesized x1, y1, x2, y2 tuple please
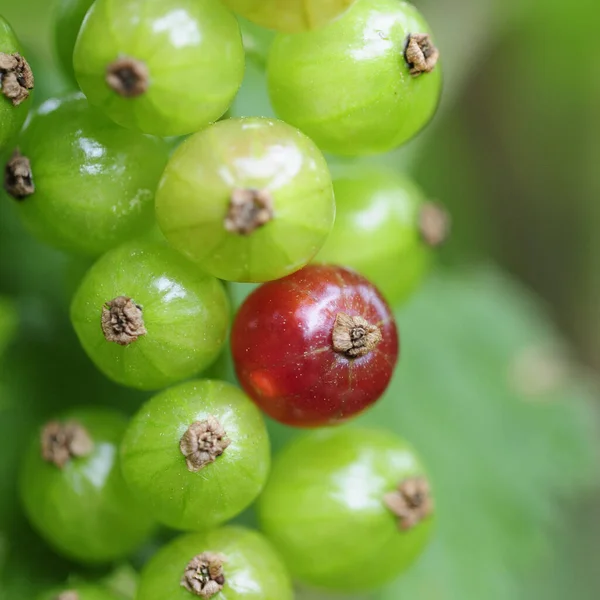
(404, 33, 439, 77)
(0, 52, 34, 106)
(4, 149, 34, 200)
(101, 296, 147, 346)
(332, 313, 382, 359)
(55, 591, 79, 600)
(106, 57, 149, 98)
(181, 552, 227, 598)
(384, 476, 434, 530)
(224, 188, 274, 235)
(419, 202, 450, 247)
(180, 416, 231, 472)
(41, 421, 94, 469)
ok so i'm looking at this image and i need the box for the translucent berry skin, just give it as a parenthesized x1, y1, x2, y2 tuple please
(54, 0, 94, 82)
(0, 17, 31, 151)
(19, 407, 155, 564)
(71, 241, 230, 391)
(38, 585, 121, 600)
(137, 526, 293, 600)
(222, 0, 356, 33)
(267, 0, 442, 156)
(11, 94, 168, 257)
(156, 118, 335, 283)
(73, 0, 245, 136)
(258, 428, 434, 592)
(231, 265, 398, 427)
(315, 166, 433, 306)
(121, 379, 270, 531)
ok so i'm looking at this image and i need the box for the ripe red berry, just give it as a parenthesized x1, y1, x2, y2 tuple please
(231, 265, 399, 427)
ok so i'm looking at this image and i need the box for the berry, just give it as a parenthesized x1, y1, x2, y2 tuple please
(19, 407, 155, 564)
(70, 241, 230, 391)
(73, 0, 245, 136)
(231, 264, 398, 427)
(3, 94, 169, 257)
(267, 0, 442, 156)
(0, 16, 34, 151)
(54, 0, 94, 83)
(258, 427, 434, 591)
(120, 379, 270, 531)
(137, 526, 293, 600)
(38, 585, 121, 600)
(156, 117, 335, 283)
(315, 166, 449, 305)
(222, 0, 356, 33)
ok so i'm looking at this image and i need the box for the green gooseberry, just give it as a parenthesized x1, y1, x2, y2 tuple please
(120, 379, 270, 531)
(73, 0, 245, 137)
(155, 117, 335, 283)
(4, 93, 169, 257)
(267, 0, 442, 156)
(257, 427, 435, 592)
(19, 407, 155, 564)
(0, 15, 34, 151)
(37, 584, 121, 600)
(137, 526, 293, 600)
(70, 241, 230, 391)
(315, 165, 449, 306)
(223, 0, 356, 33)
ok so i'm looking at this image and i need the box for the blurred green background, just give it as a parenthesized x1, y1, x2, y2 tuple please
(1, 0, 600, 598)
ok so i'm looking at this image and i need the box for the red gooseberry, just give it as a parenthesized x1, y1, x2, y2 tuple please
(231, 265, 399, 427)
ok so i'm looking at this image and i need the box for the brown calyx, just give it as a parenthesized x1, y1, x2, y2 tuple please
(181, 552, 227, 598)
(41, 421, 94, 469)
(55, 591, 79, 600)
(180, 416, 231, 472)
(0, 52, 34, 106)
(384, 476, 434, 530)
(106, 57, 149, 98)
(404, 33, 439, 77)
(224, 188, 274, 235)
(332, 312, 382, 359)
(4, 149, 34, 200)
(419, 202, 451, 247)
(101, 296, 147, 346)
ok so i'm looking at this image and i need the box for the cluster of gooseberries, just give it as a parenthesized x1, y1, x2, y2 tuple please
(1, 0, 448, 598)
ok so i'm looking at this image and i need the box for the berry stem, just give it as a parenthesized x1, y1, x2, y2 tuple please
(180, 417, 231, 472)
(332, 312, 382, 358)
(106, 57, 149, 98)
(41, 421, 94, 469)
(101, 296, 147, 346)
(0, 52, 34, 106)
(181, 552, 228, 598)
(4, 149, 34, 200)
(224, 188, 274, 235)
(383, 476, 434, 530)
(404, 33, 439, 77)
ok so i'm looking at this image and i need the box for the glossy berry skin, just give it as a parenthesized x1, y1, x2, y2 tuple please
(19, 407, 155, 564)
(73, 0, 245, 136)
(156, 118, 335, 283)
(137, 526, 293, 600)
(121, 379, 270, 531)
(0, 17, 31, 151)
(267, 0, 442, 156)
(10, 94, 168, 257)
(38, 585, 121, 600)
(71, 241, 230, 391)
(231, 265, 398, 427)
(258, 427, 434, 592)
(54, 0, 94, 83)
(222, 0, 356, 33)
(316, 166, 434, 306)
